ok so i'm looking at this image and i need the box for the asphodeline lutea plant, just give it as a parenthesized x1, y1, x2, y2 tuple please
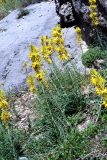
(27, 25, 71, 92)
(90, 68, 107, 108)
(52, 24, 70, 61)
(0, 89, 10, 127)
(89, 0, 99, 26)
(75, 27, 82, 44)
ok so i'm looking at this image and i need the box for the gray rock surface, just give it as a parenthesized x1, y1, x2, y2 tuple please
(0, 1, 86, 91)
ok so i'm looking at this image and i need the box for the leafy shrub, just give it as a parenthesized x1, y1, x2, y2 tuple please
(82, 47, 107, 68)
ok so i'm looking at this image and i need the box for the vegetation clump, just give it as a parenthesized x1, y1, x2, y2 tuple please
(82, 47, 107, 68)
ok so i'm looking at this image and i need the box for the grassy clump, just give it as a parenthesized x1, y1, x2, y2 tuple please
(82, 47, 107, 68)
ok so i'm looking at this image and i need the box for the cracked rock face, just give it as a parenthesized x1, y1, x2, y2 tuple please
(55, 0, 107, 28)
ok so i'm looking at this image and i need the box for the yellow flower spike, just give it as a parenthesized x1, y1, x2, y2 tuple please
(41, 36, 46, 45)
(75, 27, 82, 44)
(89, 12, 97, 18)
(91, 77, 97, 86)
(40, 36, 53, 64)
(0, 88, 10, 126)
(52, 37, 59, 45)
(43, 54, 52, 64)
(75, 27, 81, 34)
(58, 53, 69, 61)
(96, 87, 104, 96)
(35, 70, 45, 83)
(0, 99, 9, 109)
(29, 86, 36, 93)
(30, 45, 38, 53)
(32, 62, 42, 72)
(89, 0, 96, 4)
(89, 4, 97, 10)
(27, 74, 36, 93)
(102, 99, 107, 108)
(1, 109, 10, 126)
(51, 25, 70, 61)
(29, 45, 41, 62)
(89, 0, 99, 27)
(90, 69, 105, 89)
(90, 68, 107, 109)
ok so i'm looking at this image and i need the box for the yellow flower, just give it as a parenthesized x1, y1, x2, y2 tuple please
(58, 52, 70, 61)
(89, 0, 96, 4)
(41, 36, 47, 45)
(35, 70, 45, 83)
(89, 0, 99, 27)
(75, 27, 82, 44)
(75, 27, 81, 34)
(27, 75, 36, 93)
(96, 87, 104, 96)
(29, 45, 41, 62)
(52, 24, 64, 45)
(43, 54, 52, 64)
(92, 18, 99, 26)
(40, 36, 53, 64)
(90, 69, 107, 109)
(1, 110, 10, 125)
(91, 69, 105, 90)
(32, 62, 42, 72)
(91, 77, 97, 86)
(89, 4, 97, 10)
(0, 99, 8, 109)
(89, 12, 97, 18)
(29, 86, 36, 93)
(102, 99, 107, 108)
